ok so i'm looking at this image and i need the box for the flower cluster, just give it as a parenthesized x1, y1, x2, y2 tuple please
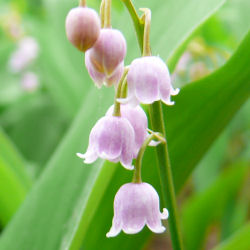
(66, 0, 178, 238)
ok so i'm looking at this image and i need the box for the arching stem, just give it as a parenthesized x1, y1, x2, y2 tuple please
(113, 67, 129, 116)
(133, 133, 165, 183)
(140, 8, 151, 57)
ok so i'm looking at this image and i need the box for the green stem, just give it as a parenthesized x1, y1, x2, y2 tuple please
(149, 102, 183, 250)
(113, 67, 129, 116)
(104, 0, 112, 28)
(121, 0, 144, 53)
(100, 0, 105, 28)
(140, 8, 151, 57)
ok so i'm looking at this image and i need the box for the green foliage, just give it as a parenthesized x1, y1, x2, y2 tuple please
(0, 129, 32, 226)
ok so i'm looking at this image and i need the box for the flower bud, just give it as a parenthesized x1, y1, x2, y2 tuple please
(107, 182, 168, 237)
(65, 7, 101, 52)
(85, 50, 123, 88)
(119, 56, 179, 106)
(77, 115, 135, 170)
(87, 28, 126, 76)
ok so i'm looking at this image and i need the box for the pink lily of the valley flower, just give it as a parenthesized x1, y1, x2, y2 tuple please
(86, 28, 126, 76)
(77, 115, 135, 170)
(107, 182, 169, 237)
(85, 50, 124, 88)
(106, 104, 158, 157)
(118, 56, 179, 106)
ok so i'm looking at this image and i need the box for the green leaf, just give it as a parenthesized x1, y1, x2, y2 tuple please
(0, 87, 114, 249)
(181, 163, 248, 250)
(0, 128, 32, 226)
(165, 31, 250, 192)
(212, 222, 250, 250)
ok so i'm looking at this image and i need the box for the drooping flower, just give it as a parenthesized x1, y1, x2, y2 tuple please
(77, 115, 135, 170)
(85, 50, 124, 88)
(106, 104, 157, 157)
(65, 7, 101, 52)
(119, 56, 179, 106)
(86, 29, 126, 76)
(107, 182, 169, 237)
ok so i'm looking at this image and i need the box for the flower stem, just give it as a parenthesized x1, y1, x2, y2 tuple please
(140, 8, 151, 57)
(133, 133, 164, 183)
(113, 67, 129, 116)
(100, 0, 105, 28)
(148, 102, 183, 250)
(121, 0, 144, 53)
(79, 0, 86, 7)
(104, 0, 112, 28)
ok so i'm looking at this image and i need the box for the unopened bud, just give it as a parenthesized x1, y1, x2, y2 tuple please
(65, 7, 101, 52)
(87, 29, 126, 76)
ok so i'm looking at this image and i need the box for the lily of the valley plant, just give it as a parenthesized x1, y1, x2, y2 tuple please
(66, 0, 182, 247)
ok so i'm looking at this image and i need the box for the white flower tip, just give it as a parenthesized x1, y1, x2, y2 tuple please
(163, 99, 175, 106)
(171, 87, 180, 96)
(122, 163, 134, 170)
(106, 228, 120, 238)
(76, 152, 85, 159)
(161, 208, 169, 219)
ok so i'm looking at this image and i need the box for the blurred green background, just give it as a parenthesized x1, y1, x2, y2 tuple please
(0, 0, 249, 249)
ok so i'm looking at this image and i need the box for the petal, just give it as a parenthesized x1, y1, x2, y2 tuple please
(85, 50, 105, 88)
(120, 119, 135, 170)
(96, 117, 123, 160)
(134, 72, 160, 104)
(76, 151, 98, 164)
(106, 215, 122, 237)
(161, 208, 169, 219)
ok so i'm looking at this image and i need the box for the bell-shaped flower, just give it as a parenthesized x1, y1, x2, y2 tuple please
(119, 56, 179, 106)
(86, 28, 126, 76)
(107, 182, 169, 237)
(65, 7, 101, 52)
(77, 115, 135, 170)
(85, 50, 123, 88)
(106, 104, 157, 157)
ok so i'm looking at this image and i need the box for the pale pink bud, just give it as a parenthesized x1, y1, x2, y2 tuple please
(77, 115, 135, 170)
(119, 56, 179, 106)
(107, 182, 169, 237)
(21, 72, 39, 92)
(85, 50, 123, 88)
(106, 104, 157, 157)
(87, 29, 126, 76)
(65, 7, 101, 52)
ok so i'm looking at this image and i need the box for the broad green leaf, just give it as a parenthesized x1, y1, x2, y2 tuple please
(0, 128, 32, 226)
(212, 222, 250, 250)
(0, 87, 114, 249)
(181, 163, 248, 250)
(165, 31, 250, 191)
